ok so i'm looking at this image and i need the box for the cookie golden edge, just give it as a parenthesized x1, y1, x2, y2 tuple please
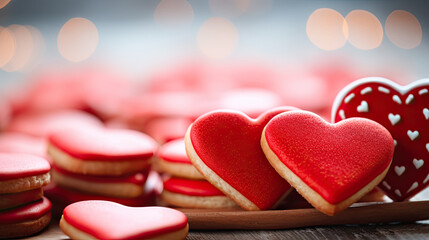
(51, 170, 144, 198)
(260, 128, 391, 216)
(0, 173, 50, 194)
(59, 215, 189, 240)
(160, 189, 239, 209)
(155, 158, 204, 180)
(48, 144, 151, 176)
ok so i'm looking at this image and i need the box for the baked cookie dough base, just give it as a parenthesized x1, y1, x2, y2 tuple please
(52, 170, 144, 198)
(261, 133, 391, 216)
(160, 190, 238, 209)
(48, 144, 151, 176)
(156, 158, 204, 180)
(0, 173, 50, 194)
(0, 212, 51, 239)
(60, 215, 189, 240)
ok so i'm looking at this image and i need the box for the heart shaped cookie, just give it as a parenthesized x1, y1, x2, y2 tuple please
(60, 201, 188, 240)
(185, 107, 295, 211)
(261, 111, 394, 215)
(332, 77, 429, 201)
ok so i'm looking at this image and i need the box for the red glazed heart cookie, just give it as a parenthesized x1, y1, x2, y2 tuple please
(60, 201, 188, 240)
(332, 77, 429, 201)
(48, 126, 158, 176)
(261, 111, 394, 215)
(185, 107, 295, 211)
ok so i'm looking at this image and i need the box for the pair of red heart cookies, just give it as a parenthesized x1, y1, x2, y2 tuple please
(185, 107, 394, 215)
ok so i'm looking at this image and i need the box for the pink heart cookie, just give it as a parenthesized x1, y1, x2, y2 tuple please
(60, 201, 188, 240)
(185, 107, 295, 210)
(261, 111, 394, 215)
(332, 77, 429, 201)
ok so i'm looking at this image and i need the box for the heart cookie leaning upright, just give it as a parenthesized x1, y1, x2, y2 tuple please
(261, 111, 394, 216)
(185, 107, 295, 211)
(331, 77, 429, 201)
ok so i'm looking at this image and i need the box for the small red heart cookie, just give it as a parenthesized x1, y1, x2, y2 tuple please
(185, 107, 296, 211)
(331, 77, 429, 201)
(261, 111, 394, 215)
(60, 201, 188, 240)
(48, 126, 158, 176)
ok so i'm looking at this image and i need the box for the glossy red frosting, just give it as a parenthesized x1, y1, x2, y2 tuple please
(264, 111, 394, 204)
(190, 107, 296, 210)
(0, 153, 50, 181)
(49, 126, 158, 161)
(53, 165, 149, 184)
(0, 133, 48, 158)
(163, 177, 224, 196)
(63, 201, 187, 240)
(0, 197, 51, 224)
(159, 139, 191, 164)
(332, 78, 429, 201)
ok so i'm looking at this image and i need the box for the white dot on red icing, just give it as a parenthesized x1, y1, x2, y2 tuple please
(388, 113, 401, 126)
(413, 158, 424, 169)
(424, 174, 429, 184)
(382, 181, 391, 190)
(357, 101, 369, 113)
(378, 86, 390, 94)
(344, 93, 355, 104)
(423, 108, 429, 120)
(419, 89, 428, 95)
(360, 87, 372, 95)
(395, 189, 402, 197)
(407, 130, 419, 141)
(407, 182, 419, 193)
(392, 95, 402, 104)
(405, 94, 414, 105)
(427, 143, 429, 152)
(339, 110, 346, 120)
(394, 139, 397, 147)
(394, 166, 405, 176)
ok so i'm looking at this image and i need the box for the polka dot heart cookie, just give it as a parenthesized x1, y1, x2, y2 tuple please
(60, 201, 188, 240)
(332, 77, 429, 201)
(261, 111, 394, 215)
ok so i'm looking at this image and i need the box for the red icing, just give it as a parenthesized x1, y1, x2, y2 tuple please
(53, 165, 149, 184)
(63, 201, 187, 240)
(49, 126, 158, 161)
(332, 78, 429, 201)
(0, 197, 51, 224)
(264, 111, 394, 204)
(44, 171, 162, 208)
(0, 188, 43, 210)
(0, 133, 48, 158)
(190, 107, 296, 210)
(159, 139, 191, 164)
(0, 153, 50, 181)
(163, 177, 224, 196)
(5, 110, 103, 138)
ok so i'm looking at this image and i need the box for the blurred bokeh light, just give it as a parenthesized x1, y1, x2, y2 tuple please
(57, 17, 99, 62)
(344, 10, 383, 50)
(385, 10, 422, 49)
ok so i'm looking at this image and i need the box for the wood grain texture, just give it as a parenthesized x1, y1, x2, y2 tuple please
(179, 201, 429, 230)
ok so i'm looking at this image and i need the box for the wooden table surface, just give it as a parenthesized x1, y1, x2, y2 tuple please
(24, 189, 429, 239)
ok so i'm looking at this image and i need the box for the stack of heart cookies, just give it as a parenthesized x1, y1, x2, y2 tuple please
(46, 124, 159, 211)
(0, 153, 52, 238)
(157, 138, 237, 208)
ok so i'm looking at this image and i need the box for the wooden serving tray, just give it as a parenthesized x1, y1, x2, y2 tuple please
(178, 200, 429, 230)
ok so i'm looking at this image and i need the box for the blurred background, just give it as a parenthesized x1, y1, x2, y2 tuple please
(0, 0, 428, 142)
